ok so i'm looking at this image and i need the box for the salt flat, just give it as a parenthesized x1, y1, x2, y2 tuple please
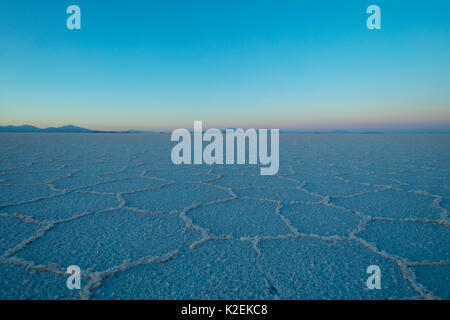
(0, 133, 448, 299)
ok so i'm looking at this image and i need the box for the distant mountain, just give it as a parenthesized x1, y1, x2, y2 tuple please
(43, 125, 94, 133)
(0, 125, 161, 133)
(0, 125, 42, 132)
(280, 130, 384, 134)
(0, 124, 94, 133)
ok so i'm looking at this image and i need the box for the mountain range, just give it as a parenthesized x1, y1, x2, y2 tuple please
(0, 125, 100, 133)
(0, 125, 159, 133)
(0, 125, 448, 134)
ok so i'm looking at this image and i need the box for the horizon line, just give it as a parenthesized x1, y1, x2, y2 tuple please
(1, 123, 449, 134)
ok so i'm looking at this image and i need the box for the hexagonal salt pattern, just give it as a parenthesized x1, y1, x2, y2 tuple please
(0, 133, 448, 299)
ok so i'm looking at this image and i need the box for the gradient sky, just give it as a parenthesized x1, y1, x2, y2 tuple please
(0, 0, 449, 131)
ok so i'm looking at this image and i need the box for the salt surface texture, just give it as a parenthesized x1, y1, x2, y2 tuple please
(0, 133, 448, 299)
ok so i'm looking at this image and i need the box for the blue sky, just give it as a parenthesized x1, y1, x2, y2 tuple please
(0, 0, 449, 131)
